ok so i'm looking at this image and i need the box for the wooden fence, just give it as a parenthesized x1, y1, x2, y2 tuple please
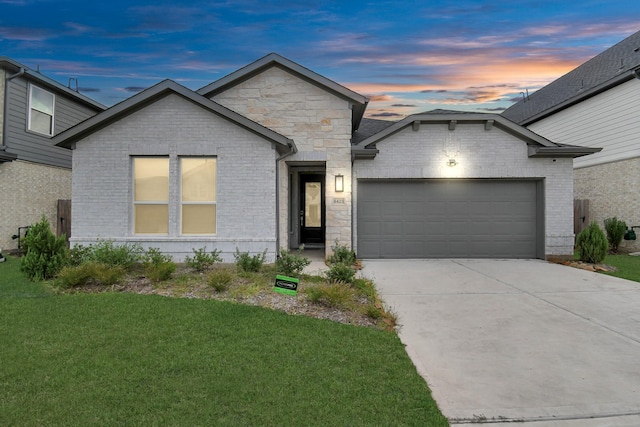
(574, 199, 589, 237)
(57, 199, 71, 242)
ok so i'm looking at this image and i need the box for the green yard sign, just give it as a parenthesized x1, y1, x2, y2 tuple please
(274, 275, 299, 296)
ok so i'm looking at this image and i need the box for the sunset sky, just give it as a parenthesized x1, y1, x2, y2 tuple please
(2, 0, 639, 119)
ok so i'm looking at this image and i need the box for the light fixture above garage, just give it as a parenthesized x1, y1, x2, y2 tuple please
(443, 123, 459, 167)
(335, 174, 344, 192)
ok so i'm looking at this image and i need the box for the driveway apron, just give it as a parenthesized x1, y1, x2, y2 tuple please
(361, 259, 640, 425)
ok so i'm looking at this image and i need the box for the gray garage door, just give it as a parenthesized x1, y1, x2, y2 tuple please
(357, 180, 541, 259)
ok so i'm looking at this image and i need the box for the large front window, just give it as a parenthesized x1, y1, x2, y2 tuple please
(134, 158, 169, 234)
(28, 84, 55, 136)
(181, 158, 216, 234)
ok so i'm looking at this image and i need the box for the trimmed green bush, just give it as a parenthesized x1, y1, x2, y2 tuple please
(185, 247, 222, 272)
(70, 240, 143, 270)
(56, 262, 125, 288)
(305, 283, 354, 309)
(576, 221, 608, 264)
(325, 262, 356, 284)
(234, 249, 266, 273)
(604, 217, 627, 253)
(143, 248, 176, 282)
(208, 268, 234, 292)
(328, 240, 356, 265)
(20, 215, 69, 281)
(276, 248, 311, 276)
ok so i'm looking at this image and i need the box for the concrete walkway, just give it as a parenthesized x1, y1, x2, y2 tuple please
(361, 259, 640, 425)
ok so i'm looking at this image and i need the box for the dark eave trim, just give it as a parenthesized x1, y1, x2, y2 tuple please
(351, 148, 379, 160)
(354, 113, 558, 151)
(52, 80, 295, 155)
(0, 57, 106, 111)
(521, 69, 638, 126)
(527, 145, 602, 159)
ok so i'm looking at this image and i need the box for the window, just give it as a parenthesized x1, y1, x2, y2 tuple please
(181, 157, 216, 234)
(28, 85, 55, 136)
(133, 158, 169, 234)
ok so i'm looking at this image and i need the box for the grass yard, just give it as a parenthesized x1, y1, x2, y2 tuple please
(0, 256, 448, 426)
(602, 253, 640, 282)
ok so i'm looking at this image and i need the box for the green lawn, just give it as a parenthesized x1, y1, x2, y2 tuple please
(0, 256, 448, 426)
(602, 253, 640, 282)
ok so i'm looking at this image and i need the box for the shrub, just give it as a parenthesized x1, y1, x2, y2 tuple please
(185, 247, 222, 272)
(55, 262, 125, 288)
(89, 241, 143, 270)
(91, 263, 126, 286)
(56, 264, 93, 288)
(604, 217, 627, 253)
(20, 215, 69, 281)
(325, 262, 356, 284)
(208, 268, 234, 292)
(576, 221, 608, 264)
(276, 248, 311, 276)
(69, 240, 143, 270)
(328, 240, 356, 266)
(234, 249, 267, 273)
(305, 283, 354, 309)
(143, 248, 176, 282)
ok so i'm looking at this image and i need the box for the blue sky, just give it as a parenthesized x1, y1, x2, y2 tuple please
(2, 0, 639, 119)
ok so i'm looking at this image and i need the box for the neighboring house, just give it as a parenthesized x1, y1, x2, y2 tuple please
(52, 53, 598, 262)
(0, 57, 105, 252)
(503, 29, 640, 250)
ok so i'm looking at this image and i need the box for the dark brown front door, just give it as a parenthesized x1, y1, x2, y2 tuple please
(300, 174, 325, 244)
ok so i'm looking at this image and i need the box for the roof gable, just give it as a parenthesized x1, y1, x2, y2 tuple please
(52, 79, 295, 154)
(197, 53, 369, 131)
(352, 112, 600, 159)
(502, 30, 640, 125)
(0, 57, 106, 111)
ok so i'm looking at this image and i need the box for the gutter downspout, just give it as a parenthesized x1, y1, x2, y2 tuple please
(1, 67, 25, 152)
(275, 141, 297, 259)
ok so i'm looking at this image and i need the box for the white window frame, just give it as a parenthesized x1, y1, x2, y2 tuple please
(180, 156, 217, 236)
(27, 84, 55, 137)
(132, 157, 170, 235)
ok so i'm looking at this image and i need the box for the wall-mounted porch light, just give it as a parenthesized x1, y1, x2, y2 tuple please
(446, 158, 458, 167)
(335, 174, 344, 192)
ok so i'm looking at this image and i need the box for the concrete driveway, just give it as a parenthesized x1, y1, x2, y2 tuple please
(361, 259, 640, 426)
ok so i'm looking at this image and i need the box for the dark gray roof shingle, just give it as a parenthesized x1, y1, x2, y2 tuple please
(352, 118, 397, 144)
(502, 30, 640, 125)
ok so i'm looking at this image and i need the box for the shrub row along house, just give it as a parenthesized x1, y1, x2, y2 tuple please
(0, 57, 105, 253)
(503, 29, 640, 251)
(44, 53, 599, 262)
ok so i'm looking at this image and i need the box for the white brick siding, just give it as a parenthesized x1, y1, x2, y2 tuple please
(353, 123, 575, 257)
(71, 94, 279, 262)
(0, 160, 71, 252)
(212, 66, 353, 258)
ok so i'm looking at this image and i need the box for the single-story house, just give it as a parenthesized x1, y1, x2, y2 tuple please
(52, 53, 599, 262)
(503, 29, 640, 250)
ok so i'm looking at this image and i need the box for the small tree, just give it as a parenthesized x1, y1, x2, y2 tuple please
(20, 215, 69, 280)
(575, 221, 608, 264)
(604, 217, 626, 253)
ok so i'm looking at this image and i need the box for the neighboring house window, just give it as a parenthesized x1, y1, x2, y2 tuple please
(133, 158, 170, 234)
(28, 84, 55, 136)
(181, 157, 216, 234)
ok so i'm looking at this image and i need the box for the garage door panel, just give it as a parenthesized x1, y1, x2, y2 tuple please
(357, 180, 539, 259)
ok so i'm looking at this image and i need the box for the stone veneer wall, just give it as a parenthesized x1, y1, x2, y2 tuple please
(0, 160, 71, 252)
(211, 66, 353, 258)
(574, 157, 640, 252)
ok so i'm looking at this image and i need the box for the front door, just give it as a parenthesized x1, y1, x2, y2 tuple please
(300, 174, 325, 245)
